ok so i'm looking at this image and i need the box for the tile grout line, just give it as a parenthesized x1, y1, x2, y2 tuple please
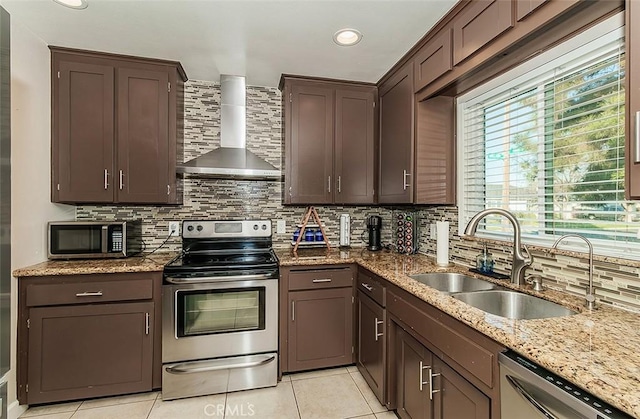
(347, 371, 379, 416)
(289, 377, 304, 419)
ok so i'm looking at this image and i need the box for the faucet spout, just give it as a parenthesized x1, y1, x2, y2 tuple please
(463, 208, 532, 286)
(552, 234, 596, 310)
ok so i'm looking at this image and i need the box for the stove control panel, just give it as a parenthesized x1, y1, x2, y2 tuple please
(182, 220, 272, 238)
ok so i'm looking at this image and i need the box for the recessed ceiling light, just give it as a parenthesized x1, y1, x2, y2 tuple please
(333, 28, 363, 46)
(52, 0, 88, 10)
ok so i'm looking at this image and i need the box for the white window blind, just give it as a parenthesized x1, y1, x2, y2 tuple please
(457, 14, 635, 258)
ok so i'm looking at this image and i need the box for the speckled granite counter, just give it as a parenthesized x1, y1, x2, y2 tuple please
(277, 247, 640, 418)
(12, 252, 176, 277)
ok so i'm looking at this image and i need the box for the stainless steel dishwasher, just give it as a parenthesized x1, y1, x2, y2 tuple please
(499, 350, 632, 419)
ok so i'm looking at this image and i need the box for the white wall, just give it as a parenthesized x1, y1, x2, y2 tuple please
(9, 18, 73, 418)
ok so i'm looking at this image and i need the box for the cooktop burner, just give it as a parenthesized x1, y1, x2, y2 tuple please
(163, 220, 278, 281)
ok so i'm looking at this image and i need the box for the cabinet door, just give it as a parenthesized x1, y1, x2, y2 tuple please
(27, 302, 153, 404)
(54, 60, 114, 203)
(516, 0, 548, 21)
(288, 83, 334, 204)
(335, 88, 376, 204)
(396, 328, 432, 419)
(357, 291, 386, 405)
(627, 0, 640, 199)
(415, 96, 455, 204)
(117, 67, 170, 203)
(453, 0, 514, 65)
(288, 287, 353, 372)
(379, 65, 414, 204)
(433, 357, 490, 419)
(414, 29, 453, 93)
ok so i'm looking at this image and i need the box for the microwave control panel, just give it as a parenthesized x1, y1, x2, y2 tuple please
(110, 228, 123, 252)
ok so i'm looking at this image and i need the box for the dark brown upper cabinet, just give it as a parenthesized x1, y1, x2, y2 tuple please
(413, 28, 453, 93)
(415, 96, 455, 205)
(627, 0, 640, 199)
(281, 76, 376, 205)
(452, 0, 514, 66)
(51, 47, 186, 205)
(378, 64, 414, 204)
(516, 0, 549, 21)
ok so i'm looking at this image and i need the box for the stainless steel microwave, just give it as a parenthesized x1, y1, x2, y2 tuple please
(47, 221, 143, 259)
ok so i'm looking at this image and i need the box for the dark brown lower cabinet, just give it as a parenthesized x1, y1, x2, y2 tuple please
(395, 327, 490, 419)
(435, 357, 490, 419)
(357, 290, 386, 404)
(396, 327, 432, 419)
(27, 302, 153, 405)
(287, 286, 353, 372)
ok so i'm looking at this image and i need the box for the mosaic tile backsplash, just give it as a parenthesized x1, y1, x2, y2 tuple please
(78, 80, 640, 312)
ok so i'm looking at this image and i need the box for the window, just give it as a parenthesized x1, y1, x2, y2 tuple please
(457, 14, 634, 258)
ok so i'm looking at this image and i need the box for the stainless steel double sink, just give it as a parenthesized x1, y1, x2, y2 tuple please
(408, 273, 577, 320)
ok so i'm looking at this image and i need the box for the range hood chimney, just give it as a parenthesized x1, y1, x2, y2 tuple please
(176, 75, 281, 180)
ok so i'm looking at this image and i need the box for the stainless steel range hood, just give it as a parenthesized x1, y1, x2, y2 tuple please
(177, 75, 281, 180)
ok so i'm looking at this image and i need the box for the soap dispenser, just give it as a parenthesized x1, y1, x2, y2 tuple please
(476, 244, 494, 274)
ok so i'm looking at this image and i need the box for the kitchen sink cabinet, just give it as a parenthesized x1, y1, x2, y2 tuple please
(280, 76, 376, 205)
(51, 47, 186, 204)
(17, 272, 163, 405)
(386, 284, 503, 419)
(378, 63, 414, 204)
(280, 265, 356, 374)
(357, 268, 387, 405)
(395, 327, 490, 419)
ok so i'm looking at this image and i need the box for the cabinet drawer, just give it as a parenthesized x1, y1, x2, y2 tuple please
(288, 268, 353, 291)
(358, 269, 386, 307)
(26, 278, 153, 307)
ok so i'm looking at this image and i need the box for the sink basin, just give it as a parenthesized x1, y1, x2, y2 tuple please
(408, 273, 501, 294)
(452, 290, 577, 319)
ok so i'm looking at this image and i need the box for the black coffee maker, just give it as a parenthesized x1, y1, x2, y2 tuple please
(366, 215, 382, 251)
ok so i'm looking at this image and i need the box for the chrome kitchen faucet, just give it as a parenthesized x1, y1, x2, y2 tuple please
(463, 208, 533, 286)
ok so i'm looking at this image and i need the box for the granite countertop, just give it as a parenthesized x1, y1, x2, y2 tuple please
(12, 252, 177, 277)
(277, 247, 640, 418)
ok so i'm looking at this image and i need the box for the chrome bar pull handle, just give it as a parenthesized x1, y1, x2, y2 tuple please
(419, 361, 430, 391)
(145, 313, 150, 335)
(635, 111, 640, 163)
(75, 291, 103, 297)
(429, 370, 441, 400)
(374, 318, 384, 341)
(119, 170, 124, 190)
(292, 300, 295, 322)
(403, 170, 411, 190)
(312, 278, 332, 283)
(328, 176, 331, 193)
(104, 169, 109, 190)
(337, 175, 341, 193)
(361, 283, 373, 291)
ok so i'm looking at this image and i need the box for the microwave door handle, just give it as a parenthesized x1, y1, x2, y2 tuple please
(101, 225, 109, 253)
(505, 375, 558, 419)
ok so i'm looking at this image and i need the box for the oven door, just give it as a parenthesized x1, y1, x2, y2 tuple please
(162, 276, 278, 363)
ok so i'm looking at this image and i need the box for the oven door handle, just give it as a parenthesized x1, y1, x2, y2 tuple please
(505, 375, 558, 419)
(165, 354, 276, 375)
(165, 274, 275, 284)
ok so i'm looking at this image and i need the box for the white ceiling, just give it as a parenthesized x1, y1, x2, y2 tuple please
(0, 0, 458, 87)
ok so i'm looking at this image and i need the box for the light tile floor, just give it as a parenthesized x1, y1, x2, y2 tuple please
(20, 366, 398, 419)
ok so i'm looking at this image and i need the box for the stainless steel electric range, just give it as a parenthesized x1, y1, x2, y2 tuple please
(162, 220, 278, 400)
